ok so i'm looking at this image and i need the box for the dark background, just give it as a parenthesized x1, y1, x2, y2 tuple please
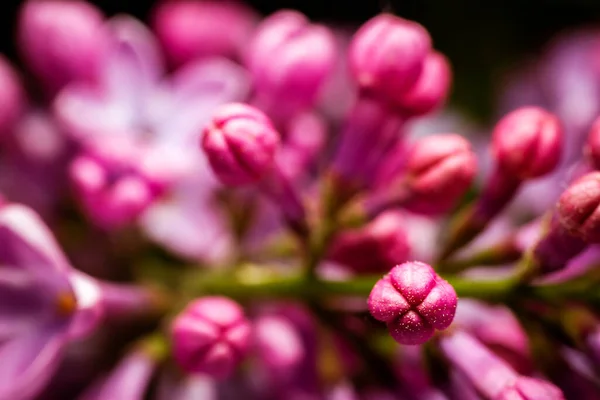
(2, 0, 600, 121)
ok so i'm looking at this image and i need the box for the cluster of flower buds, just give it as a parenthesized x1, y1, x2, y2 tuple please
(1, 0, 600, 399)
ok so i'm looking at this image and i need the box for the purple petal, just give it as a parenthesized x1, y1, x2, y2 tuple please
(79, 350, 156, 400)
(102, 16, 164, 100)
(0, 205, 72, 280)
(140, 171, 233, 262)
(0, 326, 67, 400)
(0, 266, 54, 339)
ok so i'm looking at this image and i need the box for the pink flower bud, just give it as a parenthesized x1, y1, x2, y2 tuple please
(253, 315, 304, 379)
(492, 107, 562, 180)
(69, 142, 162, 230)
(585, 117, 600, 169)
(202, 103, 280, 186)
(395, 52, 452, 118)
(349, 13, 431, 106)
(0, 56, 25, 135)
(368, 261, 457, 345)
(171, 296, 251, 379)
(495, 377, 565, 400)
(18, 0, 108, 93)
(557, 172, 600, 243)
(152, 0, 258, 66)
(440, 331, 564, 399)
(247, 10, 336, 115)
(328, 211, 411, 273)
(404, 133, 477, 214)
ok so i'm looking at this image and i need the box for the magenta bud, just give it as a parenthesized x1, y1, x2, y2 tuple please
(328, 211, 411, 273)
(368, 261, 457, 345)
(349, 13, 431, 105)
(69, 144, 162, 230)
(496, 377, 565, 400)
(557, 172, 600, 243)
(18, 0, 108, 93)
(404, 133, 477, 214)
(247, 10, 336, 113)
(171, 296, 251, 379)
(440, 331, 564, 399)
(202, 103, 281, 186)
(585, 117, 600, 170)
(492, 107, 562, 180)
(0, 56, 24, 135)
(254, 315, 304, 377)
(152, 0, 258, 66)
(395, 51, 452, 117)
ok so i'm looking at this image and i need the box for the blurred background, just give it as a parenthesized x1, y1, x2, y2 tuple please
(2, 0, 600, 121)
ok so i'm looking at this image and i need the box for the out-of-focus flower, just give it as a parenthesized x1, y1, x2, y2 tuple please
(0, 56, 25, 136)
(79, 348, 157, 400)
(69, 139, 163, 230)
(55, 16, 250, 186)
(246, 10, 336, 122)
(439, 331, 564, 400)
(18, 0, 109, 94)
(0, 111, 69, 219)
(171, 296, 251, 379)
(328, 211, 411, 273)
(152, 0, 258, 67)
(349, 13, 431, 108)
(0, 204, 167, 400)
(394, 51, 452, 118)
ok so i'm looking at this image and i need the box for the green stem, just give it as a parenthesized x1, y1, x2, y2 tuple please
(184, 268, 523, 303)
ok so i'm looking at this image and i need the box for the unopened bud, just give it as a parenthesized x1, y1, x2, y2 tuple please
(492, 106, 562, 180)
(368, 261, 457, 345)
(349, 13, 431, 106)
(202, 103, 280, 186)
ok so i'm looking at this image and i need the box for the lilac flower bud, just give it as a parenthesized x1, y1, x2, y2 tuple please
(585, 117, 600, 169)
(247, 10, 336, 117)
(171, 296, 251, 379)
(439, 331, 564, 399)
(18, 0, 108, 93)
(277, 111, 327, 182)
(368, 261, 457, 345)
(254, 315, 304, 380)
(557, 172, 600, 243)
(349, 13, 431, 106)
(202, 103, 280, 186)
(395, 52, 452, 118)
(531, 217, 588, 274)
(152, 0, 258, 66)
(0, 56, 24, 135)
(328, 211, 411, 273)
(69, 141, 164, 230)
(403, 133, 477, 214)
(492, 106, 562, 180)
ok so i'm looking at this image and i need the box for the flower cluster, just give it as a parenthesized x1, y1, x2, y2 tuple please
(2, 0, 600, 399)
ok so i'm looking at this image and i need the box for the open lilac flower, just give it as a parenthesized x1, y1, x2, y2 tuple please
(0, 204, 165, 399)
(55, 15, 250, 187)
(0, 204, 78, 400)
